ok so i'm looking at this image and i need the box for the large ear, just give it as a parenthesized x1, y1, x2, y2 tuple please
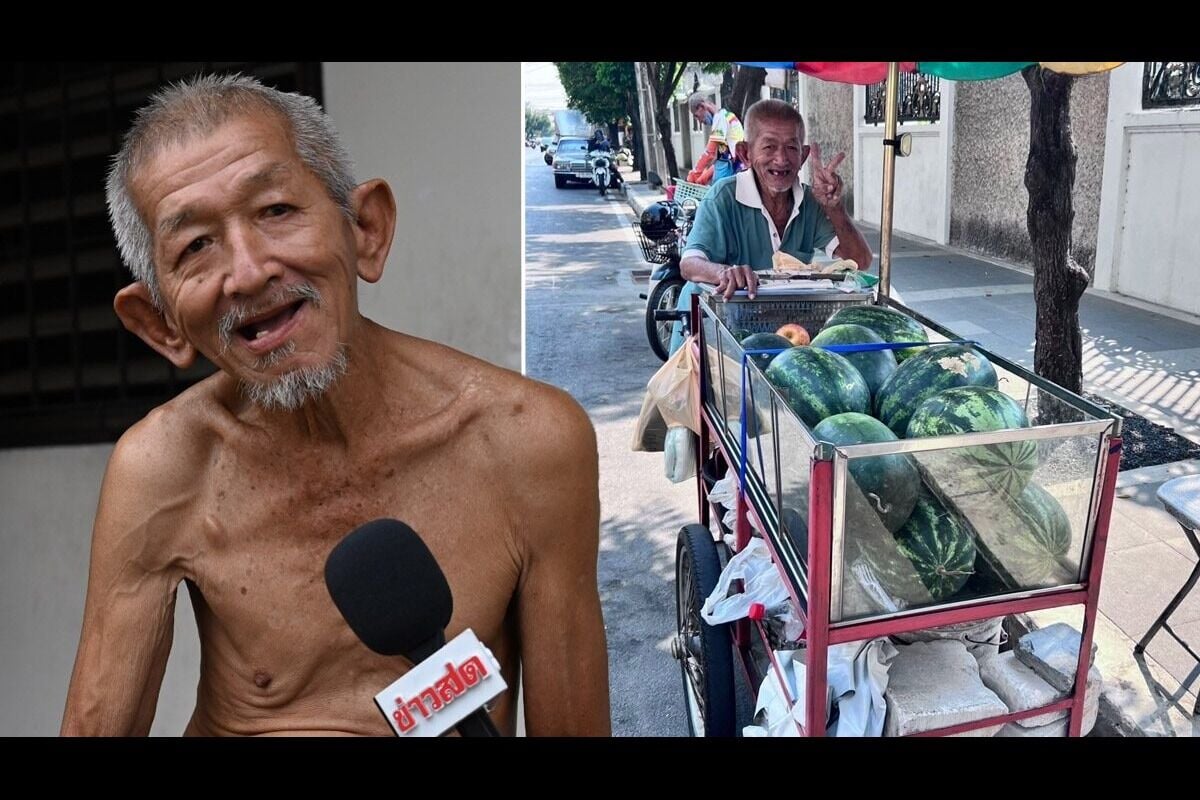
(799, 143, 811, 168)
(350, 179, 397, 284)
(734, 140, 749, 164)
(113, 282, 197, 369)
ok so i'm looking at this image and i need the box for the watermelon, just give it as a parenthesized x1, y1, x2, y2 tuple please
(810, 323, 897, 400)
(740, 332, 794, 371)
(764, 346, 871, 428)
(859, 488, 977, 604)
(824, 305, 929, 361)
(906, 386, 1038, 497)
(1000, 481, 1073, 583)
(874, 344, 999, 436)
(813, 412, 919, 533)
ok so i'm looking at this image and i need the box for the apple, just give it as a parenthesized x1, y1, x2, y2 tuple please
(775, 323, 811, 347)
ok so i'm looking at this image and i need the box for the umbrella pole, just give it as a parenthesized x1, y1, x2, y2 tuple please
(878, 61, 900, 300)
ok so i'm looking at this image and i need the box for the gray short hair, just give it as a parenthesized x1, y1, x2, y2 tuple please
(687, 92, 711, 114)
(744, 99, 805, 144)
(105, 73, 358, 308)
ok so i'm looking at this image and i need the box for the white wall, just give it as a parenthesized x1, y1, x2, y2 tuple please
(0, 443, 204, 736)
(1, 62, 523, 736)
(323, 62, 522, 372)
(853, 82, 956, 244)
(1094, 62, 1200, 316)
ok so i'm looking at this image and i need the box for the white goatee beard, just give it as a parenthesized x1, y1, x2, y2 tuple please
(216, 282, 349, 411)
(239, 344, 350, 412)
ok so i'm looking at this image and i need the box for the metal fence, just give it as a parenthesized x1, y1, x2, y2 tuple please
(1142, 62, 1200, 109)
(864, 71, 941, 124)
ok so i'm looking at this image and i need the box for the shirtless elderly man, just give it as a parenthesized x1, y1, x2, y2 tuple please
(61, 74, 609, 736)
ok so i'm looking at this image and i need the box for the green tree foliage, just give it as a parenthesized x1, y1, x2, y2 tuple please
(555, 62, 642, 172)
(525, 105, 553, 139)
(555, 62, 635, 126)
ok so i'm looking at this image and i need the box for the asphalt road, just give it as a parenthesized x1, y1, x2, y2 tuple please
(523, 148, 700, 735)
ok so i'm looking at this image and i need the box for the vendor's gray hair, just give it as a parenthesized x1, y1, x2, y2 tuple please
(105, 73, 358, 308)
(744, 99, 805, 143)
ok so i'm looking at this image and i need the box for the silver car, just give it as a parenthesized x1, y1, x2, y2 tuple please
(551, 137, 593, 189)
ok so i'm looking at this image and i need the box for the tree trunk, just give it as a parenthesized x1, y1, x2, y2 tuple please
(729, 66, 767, 120)
(1022, 65, 1090, 423)
(654, 102, 680, 180)
(626, 89, 646, 176)
(641, 62, 687, 181)
(720, 67, 735, 108)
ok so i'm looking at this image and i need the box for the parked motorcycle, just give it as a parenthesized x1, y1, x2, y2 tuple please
(634, 198, 699, 360)
(590, 149, 618, 196)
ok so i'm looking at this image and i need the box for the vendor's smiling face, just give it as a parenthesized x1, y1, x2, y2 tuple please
(746, 116, 809, 197)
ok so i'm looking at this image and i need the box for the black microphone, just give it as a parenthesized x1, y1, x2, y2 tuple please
(324, 518, 502, 737)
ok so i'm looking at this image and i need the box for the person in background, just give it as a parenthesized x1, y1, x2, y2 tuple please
(685, 93, 745, 186)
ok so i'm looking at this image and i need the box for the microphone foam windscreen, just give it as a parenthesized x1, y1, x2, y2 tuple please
(324, 518, 454, 657)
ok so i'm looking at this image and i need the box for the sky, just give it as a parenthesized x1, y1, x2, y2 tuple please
(522, 62, 568, 112)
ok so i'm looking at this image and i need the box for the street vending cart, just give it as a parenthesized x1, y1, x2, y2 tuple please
(671, 62, 1125, 737)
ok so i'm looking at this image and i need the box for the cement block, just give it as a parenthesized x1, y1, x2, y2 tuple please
(1017, 609, 1196, 737)
(883, 640, 1008, 737)
(978, 650, 1101, 731)
(1015, 622, 1099, 693)
(894, 617, 1006, 661)
(996, 696, 1099, 737)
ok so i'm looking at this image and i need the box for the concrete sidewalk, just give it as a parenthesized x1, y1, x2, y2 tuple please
(625, 181, 1199, 736)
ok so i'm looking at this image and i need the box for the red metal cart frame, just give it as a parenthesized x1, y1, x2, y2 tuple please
(686, 289, 1122, 737)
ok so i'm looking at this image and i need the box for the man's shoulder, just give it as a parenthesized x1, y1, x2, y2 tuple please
(709, 174, 739, 197)
(484, 372, 594, 457)
(470, 369, 596, 487)
(701, 175, 754, 223)
(383, 332, 590, 457)
(93, 380, 227, 558)
(107, 378, 225, 495)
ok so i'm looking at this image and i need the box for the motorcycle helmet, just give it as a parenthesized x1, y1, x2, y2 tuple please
(639, 201, 679, 241)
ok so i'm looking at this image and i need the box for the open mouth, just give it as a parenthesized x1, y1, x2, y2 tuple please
(236, 299, 306, 354)
(766, 168, 792, 180)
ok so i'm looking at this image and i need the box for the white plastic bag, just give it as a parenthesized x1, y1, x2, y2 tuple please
(663, 426, 696, 483)
(745, 640, 898, 737)
(708, 471, 737, 511)
(743, 648, 804, 737)
(826, 638, 898, 737)
(720, 507, 766, 538)
(700, 538, 789, 625)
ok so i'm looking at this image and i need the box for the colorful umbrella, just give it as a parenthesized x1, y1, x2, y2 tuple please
(733, 61, 1125, 294)
(739, 62, 1123, 84)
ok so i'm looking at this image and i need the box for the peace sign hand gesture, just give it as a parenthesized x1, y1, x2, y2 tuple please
(809, 142, 846, 209)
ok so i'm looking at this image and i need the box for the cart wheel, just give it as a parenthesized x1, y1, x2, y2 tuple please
(673, 524, 736, 736)
(647, 276, 685, 361)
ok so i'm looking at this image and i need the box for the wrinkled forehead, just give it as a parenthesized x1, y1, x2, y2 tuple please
(128, 110, 302, 214)
(748, 118, 804, 146)
(129, 105, 297, 186)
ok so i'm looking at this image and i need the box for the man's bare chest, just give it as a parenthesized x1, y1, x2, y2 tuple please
(182, 445, 520, 660)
